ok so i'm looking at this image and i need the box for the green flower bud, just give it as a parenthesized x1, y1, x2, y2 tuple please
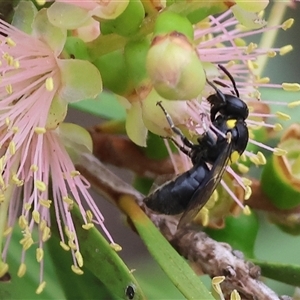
(146, 32, 206, 100)
(100, 0, 145, 37)
(153, 11, 194, 41)
(124, 38, 151, 89)
(94, 50, 133, 96)
(261, 124, 300, 210)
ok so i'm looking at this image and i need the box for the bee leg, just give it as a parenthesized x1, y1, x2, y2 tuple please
(156, 101, 194, 149)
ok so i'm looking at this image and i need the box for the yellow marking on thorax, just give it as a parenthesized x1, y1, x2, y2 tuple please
(226, 119, 237, 129)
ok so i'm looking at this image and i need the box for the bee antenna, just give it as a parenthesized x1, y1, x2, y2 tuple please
(218, 64, 240, 97)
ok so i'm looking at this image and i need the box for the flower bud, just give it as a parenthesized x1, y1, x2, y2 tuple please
(154, 11, 194, 41)
(261, 124, 300, 209)
(94, 50, 133, 96)
(146, 32, 206, 100)
(100, 0, 145, 36)
(124, 38, 151, 90)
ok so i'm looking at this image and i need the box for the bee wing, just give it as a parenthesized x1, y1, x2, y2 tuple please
(178, 140, 233, 228)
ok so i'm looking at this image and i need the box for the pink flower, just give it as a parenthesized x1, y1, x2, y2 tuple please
(0, 9, 114, 294)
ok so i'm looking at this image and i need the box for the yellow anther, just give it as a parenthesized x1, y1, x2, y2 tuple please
(24, 203, 31, 211)
(212, 276, 225, 295)
(274, 148, 288, 156)
(282, 83, 300, 91)
(70, 170, 80, 177)
(60, 241, 70, 251)
(63, 196, 74, 205)
(36, 0, 46, 5)
(255, 77, 270, 84)
(245, 42, 257, 54)
(267, 51, 276, 57)
(282, 18, 294, 30)
(75, 251, 84, 267)
(280, 45, 293, 56)
(17, 263, 26, 277)
(12, 126, 19, 133)
(8, 141, 16, 155)
(35, 180, 46, 192)
(6, 37, 16, 47)
(82, 223, 94, 230)
(42, 226, 51, 242)
(237, 163, 249, 174)
(276, 111, 291, 121)
(18, 215, 28, 229)
(36, 281, 46, 295)
(3, 226, 12, 236)
(211, 276, 225, 285)
(34, 127, 46, 134)
(230, 151, 240, 164)
(71, 265, 84, 275)
(287, 100, 300, 108)
(68, 240, 77, 250)
(257, 151, 267, 165)
(0, 263, 9, 278)
(241, 177, 252, 186)
(244, 187, 252, 200)
(240, 153, 247, 162)
(14, 60, 19, 69)
(201, 208, 209, 227)
(32, 210, 40, 224)
(250, 155, 260, 166)
(45, 77, 54, 91)
(5, 117, 10, 126)
(234, 38, 246, 47)
(21, 237, 34, 250)
(39, 199, 52, 208)
(86, 210, 93, 222)
(5, 84, 13, 94)
(274, 123, 283, 132)
(243, 205, 251, 215)
(39, 220, 47, 231)
(110, 243, 122, 252)
(230, 289, 241, 300)
(30, 165, 38, 172)
(12, 174, 24, 186)
(36, 248, 44, 262)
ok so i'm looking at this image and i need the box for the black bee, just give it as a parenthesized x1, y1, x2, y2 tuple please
(144, 65, 249, 228)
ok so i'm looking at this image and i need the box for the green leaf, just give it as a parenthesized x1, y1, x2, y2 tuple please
(251, 259, 300, 287)
(47, 228, 116, 300)
(70, 91, 126, 120)
(123, 198, 214, 299)
(70, 205, 146, 300)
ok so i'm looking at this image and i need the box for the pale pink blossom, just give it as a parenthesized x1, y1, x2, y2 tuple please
(0, 14, 113, 293)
